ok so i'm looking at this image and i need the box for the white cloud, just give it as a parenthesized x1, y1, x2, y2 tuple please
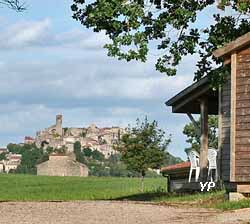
(0, 18, 51, 49)
(0, 18, 110, 51)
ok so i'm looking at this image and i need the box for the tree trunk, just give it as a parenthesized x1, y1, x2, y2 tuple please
(141, 171, 145, 192)
(199, 98, 208, 182)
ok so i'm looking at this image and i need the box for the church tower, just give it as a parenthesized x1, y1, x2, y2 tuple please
(56, 114, 63, 136)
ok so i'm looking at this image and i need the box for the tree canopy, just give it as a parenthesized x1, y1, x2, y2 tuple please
(183, 115, 218, 153)
(72, 0, 250, 85)
(114, 117, 171, 190)
(7, 143, 49, 174)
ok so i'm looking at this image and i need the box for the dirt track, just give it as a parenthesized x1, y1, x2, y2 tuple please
(0, 201, 249, 224)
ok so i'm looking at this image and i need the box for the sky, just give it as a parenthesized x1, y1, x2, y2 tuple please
(0, 1, 231, 159)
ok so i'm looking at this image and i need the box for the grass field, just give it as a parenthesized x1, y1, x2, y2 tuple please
(1, 174, 250, 210)
(0, 174, 166, 201)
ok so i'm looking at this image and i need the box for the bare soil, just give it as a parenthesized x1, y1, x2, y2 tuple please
(0, 201, 249, 224)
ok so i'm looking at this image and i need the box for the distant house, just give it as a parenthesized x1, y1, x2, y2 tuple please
(0, 162, 4, 173)
(24, 136, 35, 144)
(36, 153, 89, 177)
(4, 153, 22, 173)
(0, 148, 8, 154)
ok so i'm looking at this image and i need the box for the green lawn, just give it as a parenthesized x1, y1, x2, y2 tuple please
(0, 174, 166, 201)
(1, 174, 250, 210)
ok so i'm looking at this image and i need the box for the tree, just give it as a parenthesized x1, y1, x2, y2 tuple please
(7, 143, 49, 174)
(162, 151, 182, 166)
(183, 115, 218, 153)
(0, 0, 26, 11)
(74, 141, 86, 163)
(72, 1, 250, 85)
(83, 147, 92, 157)
(74, 141, 82, 154)
(92, 149, 105, 161)
(114, 117, 171, 191)
(0, 152, 6, 160)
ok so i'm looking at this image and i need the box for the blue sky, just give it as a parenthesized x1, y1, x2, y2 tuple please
(0, 1, 231, 159)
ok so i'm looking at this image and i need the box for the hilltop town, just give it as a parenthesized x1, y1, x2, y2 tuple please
(25, 115, 126, 158)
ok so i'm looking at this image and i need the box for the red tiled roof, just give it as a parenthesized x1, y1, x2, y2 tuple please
(161, 161, 190, 172)
(25, 136, 34, 141)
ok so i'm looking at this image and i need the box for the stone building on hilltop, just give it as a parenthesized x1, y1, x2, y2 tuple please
(36, 153, 88, 177)
(30, 115, 125, 158)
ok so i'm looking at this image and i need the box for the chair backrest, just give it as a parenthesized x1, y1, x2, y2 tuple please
(187, 150, 199, 168)
(208, 148, 217, 168)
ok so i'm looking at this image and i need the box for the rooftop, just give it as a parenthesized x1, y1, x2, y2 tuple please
(166, 76, 218, 114)
(213, 32, 250, 58)
(161, 162, 191, 172)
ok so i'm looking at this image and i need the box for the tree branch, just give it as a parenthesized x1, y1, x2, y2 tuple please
(0, 0, 26, 12)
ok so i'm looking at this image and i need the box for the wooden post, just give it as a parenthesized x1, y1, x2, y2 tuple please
(199, 98, 208, 181)
(230, 52, 237, 182)
(218, 86, 222, 181)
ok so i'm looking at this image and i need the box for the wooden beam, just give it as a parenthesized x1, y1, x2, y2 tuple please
(186, 113, 200, 136)
(218, 86, 222, 181)
(199, 98, 209, 181)
(230, 52, 237, 182)
(213, 32, 250, 58)
(237, 184, 250, 193)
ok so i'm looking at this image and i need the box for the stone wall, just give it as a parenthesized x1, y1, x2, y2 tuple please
(37, 155, 88, 177)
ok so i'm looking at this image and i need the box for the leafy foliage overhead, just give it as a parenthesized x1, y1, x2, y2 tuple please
(72, 0, 250, 85)
(183, 115, 218, 153)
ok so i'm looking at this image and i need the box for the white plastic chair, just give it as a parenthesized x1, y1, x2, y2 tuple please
(207, 148, 218, 182)
(187, 150, 200, 182)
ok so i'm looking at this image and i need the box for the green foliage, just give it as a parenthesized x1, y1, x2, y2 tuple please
(162, 151, 183, 166)
(0, 153, 6, 160)
(79, 131, 87, 138)
(0, 174, 166, 201)
(7, 143, 24, 154)
(74, 141, 86, 164)
(74, 141, 81, 154)
(52, 133, 60, 139)
(83, 147, 92, 157)
(46, 146, 54, 155)
(92, 149, 105, 161)
(183, 115, 218, 153)
(7, 143, 49, 175)
(63, 127, 69, 133)
(72, 0, 250, 85)
(115, 117, 171, 179)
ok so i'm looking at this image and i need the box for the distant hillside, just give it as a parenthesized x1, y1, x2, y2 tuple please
(162, 152, 183, 167)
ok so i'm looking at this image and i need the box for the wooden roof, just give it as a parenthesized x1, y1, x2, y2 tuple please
(213, 32, 250, 58)
(166, 76, 218, 114)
